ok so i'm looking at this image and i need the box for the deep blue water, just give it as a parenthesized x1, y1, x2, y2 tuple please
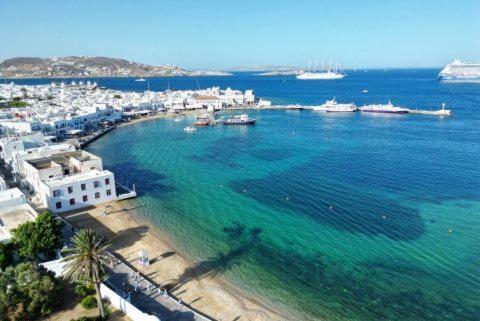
(12, 71, 480, 321)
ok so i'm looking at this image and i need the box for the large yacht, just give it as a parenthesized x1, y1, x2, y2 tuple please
(297, 61, 345, 80)
(358, 101, 409, 114)
(438, 59, 480, 82)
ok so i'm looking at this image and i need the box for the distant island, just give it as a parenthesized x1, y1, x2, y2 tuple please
(254, 70, 300, 76)
(226, 65, 301, 76)
(0, 56, 232, 78)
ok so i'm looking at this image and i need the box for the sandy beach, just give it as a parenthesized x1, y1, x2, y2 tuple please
(58, 200, 287, 321)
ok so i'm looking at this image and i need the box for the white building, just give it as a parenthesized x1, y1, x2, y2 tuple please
(195, 96, 222, 110)
(0, 188, 37, 243)
(22, 151, 117, 213)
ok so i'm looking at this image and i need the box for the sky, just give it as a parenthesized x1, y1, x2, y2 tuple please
(0, 0, 479, 70)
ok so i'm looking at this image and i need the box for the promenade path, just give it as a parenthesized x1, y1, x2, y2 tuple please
(106, 254, 212, 321)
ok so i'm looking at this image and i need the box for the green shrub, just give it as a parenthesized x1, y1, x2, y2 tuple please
(7, 100, 28, 107)
(0, 242, 14, 269)
(0, 263, 60, 320)
(12, 211, 63, 260)
(75, 284, 95, 297)
(80, 295, 97, 309)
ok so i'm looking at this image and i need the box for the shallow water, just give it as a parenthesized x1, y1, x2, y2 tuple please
(19, 70, 480, 320)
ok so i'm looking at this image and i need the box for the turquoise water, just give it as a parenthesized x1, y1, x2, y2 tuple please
(82, 71, 480, 320)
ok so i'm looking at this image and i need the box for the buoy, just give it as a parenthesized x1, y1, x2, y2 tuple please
(448, 229, 453, 234)
(286, 197, 289, 200)
(382, 215, 387, 219)
(243, 189, 247, 193)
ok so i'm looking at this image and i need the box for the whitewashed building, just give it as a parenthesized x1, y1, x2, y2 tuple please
(0, 188, 37, 243)
(22, 151, 117, 213)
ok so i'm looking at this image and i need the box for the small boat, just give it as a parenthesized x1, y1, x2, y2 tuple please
(184, 126, 196, 132)
(193, 119, 210, 126)
(193, 115, 211, 126)
(173, 117, 182, 122)
(286, 104, 304, 110)
(223, 114, 257, 125)
(135, 78, 146, 82)
(362, 89, 368, 93)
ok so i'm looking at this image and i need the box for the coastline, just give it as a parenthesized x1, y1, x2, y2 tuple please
(59, 200, 288, 321)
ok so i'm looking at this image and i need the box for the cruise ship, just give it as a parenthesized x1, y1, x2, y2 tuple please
(358, 101, 409, 114)
(438, 59, 480, 82)
(296, 61, 345, 80)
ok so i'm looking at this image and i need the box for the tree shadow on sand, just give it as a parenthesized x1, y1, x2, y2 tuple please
(172, 223, 262, 290)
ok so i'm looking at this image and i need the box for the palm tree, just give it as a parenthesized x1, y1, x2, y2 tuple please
(63, 229, 110, 319)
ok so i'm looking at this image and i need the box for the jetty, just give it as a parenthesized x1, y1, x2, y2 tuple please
(275, 103, 453, 116)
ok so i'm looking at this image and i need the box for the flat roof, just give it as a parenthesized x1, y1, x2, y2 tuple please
(0, 187, 25, 203)
(27, 151, 95, 170)
(0, 203, 37, 243)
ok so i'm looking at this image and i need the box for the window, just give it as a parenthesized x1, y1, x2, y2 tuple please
(105, 178, 110, 185)
(69, 198, 75, 205)
(81, 183, 86, 191)
(64, 169, 70, 175)
(49, 175, 54, 179)
(93, 181, 100, 188)
(53, 189, 61, 197)
(106, 189, 111, 196)
(68, 186, 73, 194)
(91, 167, 96, 170)
(95, 192, 100, 199)
(55, 202, 62, 209)
(83, 195, 88, 202)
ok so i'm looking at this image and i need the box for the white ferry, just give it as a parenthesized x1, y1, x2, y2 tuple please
(358, 101, 409, 114)
(322, 99, 357, 112)
(438, 59, 480, 82)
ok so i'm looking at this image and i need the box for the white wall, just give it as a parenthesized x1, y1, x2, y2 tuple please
(41, 171, 117, 213)
(0, 188, 27, 209)
(100, 284, 160, 321)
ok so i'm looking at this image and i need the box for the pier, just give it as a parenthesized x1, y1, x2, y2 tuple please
(273, 105, 453, 116)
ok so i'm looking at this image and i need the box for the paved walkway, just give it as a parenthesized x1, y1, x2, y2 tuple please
(105, 254, 211, 321)
(58, 217, 211, 321)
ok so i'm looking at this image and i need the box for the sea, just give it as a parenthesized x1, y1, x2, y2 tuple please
(11, 70, 480, 321)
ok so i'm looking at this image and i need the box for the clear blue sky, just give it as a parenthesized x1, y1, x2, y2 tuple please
(1, 0, 479, 69)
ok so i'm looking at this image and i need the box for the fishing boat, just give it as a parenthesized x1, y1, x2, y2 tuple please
(193, 115, 211, 126)
(223, 114, 257, 125)
(193, 119, 210, 126)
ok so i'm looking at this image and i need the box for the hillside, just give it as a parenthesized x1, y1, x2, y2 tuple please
(0, 56, 231, 78)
